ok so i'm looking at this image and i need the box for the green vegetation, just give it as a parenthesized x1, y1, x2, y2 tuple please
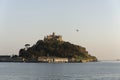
(19, 39, 97, 62)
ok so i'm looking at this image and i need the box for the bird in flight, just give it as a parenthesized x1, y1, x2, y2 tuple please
(76, 29, 79, 32)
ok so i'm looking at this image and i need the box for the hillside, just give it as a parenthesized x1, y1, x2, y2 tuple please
(19, 33, 97, 62)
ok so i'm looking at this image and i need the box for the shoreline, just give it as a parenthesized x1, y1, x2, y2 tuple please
(0, 60, 97, 63)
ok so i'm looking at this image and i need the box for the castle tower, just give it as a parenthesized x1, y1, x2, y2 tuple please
(44, 32, 62, 42)
(53, 32, 55, 36)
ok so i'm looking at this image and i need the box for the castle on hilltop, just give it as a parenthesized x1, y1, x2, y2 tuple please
(44, 32, 62, 42)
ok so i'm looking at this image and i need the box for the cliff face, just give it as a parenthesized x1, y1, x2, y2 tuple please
(19, 39, 97, 62)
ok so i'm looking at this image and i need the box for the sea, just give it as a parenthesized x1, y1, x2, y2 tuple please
(0, 61, 120, 80)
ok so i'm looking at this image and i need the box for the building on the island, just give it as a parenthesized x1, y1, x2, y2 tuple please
(44, 32, 62, 42)
(38, 57, 53, 62)
(54, 58, 68, 63)
(68, 57, 76, 62)
(38, 57, 68, 63)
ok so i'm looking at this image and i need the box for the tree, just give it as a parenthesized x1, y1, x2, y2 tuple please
(25, 44, 30, 50)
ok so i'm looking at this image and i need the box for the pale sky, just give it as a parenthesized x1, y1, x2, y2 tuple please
(0, 0, 120, 60)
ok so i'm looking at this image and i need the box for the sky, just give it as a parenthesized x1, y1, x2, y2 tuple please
(0, 0, 120, 60)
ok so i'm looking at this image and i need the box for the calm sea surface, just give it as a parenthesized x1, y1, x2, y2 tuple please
(0, 61, 120, 80)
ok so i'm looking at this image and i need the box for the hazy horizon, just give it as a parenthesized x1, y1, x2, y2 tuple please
(0, 0, 120, 60)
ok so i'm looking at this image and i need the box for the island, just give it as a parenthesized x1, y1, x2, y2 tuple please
(0, 32, 97, 63)
(19, 32, 97, 63)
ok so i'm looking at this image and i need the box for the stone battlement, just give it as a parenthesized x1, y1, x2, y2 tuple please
(44, 32, 62, 42)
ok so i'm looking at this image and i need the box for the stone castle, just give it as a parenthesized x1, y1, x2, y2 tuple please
(44, 32, 62, 42)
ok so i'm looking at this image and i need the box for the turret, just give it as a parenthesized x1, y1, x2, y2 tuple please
(44, 32, 62, 42)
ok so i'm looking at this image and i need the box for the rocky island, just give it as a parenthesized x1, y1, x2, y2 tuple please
(18, 32, 97, 63)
